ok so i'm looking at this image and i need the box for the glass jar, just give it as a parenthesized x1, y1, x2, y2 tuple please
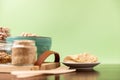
(0, 41, 12, 64)
(12, 40, 37, 65)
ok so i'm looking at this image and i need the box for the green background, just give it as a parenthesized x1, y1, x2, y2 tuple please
(0, 0, 120, 64)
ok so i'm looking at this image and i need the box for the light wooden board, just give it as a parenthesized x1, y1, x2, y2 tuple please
(0, 62, 60, 73)
(11, 66, 75, 78)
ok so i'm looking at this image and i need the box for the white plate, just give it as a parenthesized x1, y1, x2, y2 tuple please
(62, 62, 100, 70)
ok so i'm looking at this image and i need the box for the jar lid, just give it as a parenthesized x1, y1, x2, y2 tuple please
(13, 40, 35, 46)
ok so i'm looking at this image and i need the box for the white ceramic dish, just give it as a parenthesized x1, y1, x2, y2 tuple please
(63, 62, 100, 70)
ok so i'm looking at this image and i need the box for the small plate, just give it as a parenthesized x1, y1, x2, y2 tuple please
(62, 62, 100, 71)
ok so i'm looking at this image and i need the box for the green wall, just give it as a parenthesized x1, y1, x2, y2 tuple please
(0, 0, 120, 64)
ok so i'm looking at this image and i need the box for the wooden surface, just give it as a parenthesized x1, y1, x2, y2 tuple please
(0, 62, 60, 73)
(0, 64, 119, 80)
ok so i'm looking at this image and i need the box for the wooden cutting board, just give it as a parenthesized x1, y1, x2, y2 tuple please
(0, 50, 60, 73)
(11, 66, 75, 78)
(0, 62, 60, 73)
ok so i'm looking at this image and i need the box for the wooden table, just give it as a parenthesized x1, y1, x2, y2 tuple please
(0, 64, 120, 80)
